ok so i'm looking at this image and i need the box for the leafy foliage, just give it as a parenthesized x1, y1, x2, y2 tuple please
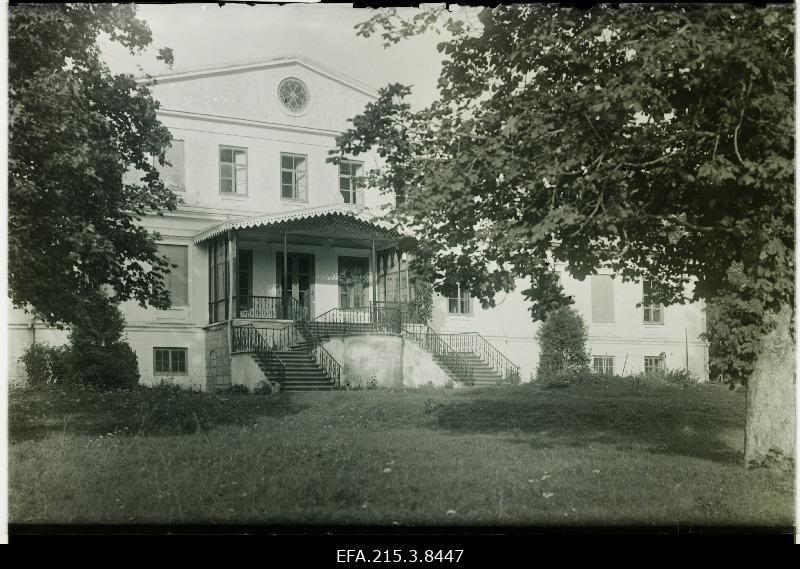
(67, 294, 140, 389)
(8, 4, 178, 327)
(535, 307, 590, 378)
(336, 4, 794, 385)
(19, 343, 72, 386)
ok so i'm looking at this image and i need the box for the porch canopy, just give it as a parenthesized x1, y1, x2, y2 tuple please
(194, 205, 415, 323)
(193, 204, 401, 249)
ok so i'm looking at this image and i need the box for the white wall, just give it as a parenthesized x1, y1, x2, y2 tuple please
(436, 269, 709, 382)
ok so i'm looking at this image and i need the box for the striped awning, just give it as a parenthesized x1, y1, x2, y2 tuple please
(193, 204, 399, 245)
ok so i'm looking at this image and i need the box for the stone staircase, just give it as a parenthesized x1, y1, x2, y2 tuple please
(264, 346, 336, 392)
(453, 352, 505, 386)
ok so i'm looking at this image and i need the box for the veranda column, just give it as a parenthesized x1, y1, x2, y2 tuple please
(371, 238, 377, 307)
(283, 230, 288, 320)
(396, 245, 402, 302)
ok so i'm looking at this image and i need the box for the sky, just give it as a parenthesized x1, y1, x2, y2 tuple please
(99, 3, 462, 111)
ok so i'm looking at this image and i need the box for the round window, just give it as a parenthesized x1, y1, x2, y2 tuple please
(277, 77, 310, 113)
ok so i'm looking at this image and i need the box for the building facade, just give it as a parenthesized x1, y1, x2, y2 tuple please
(7, 55, 709, 388)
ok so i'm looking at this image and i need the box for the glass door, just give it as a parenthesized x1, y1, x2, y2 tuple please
(338, 256, 369, 309)
(276, 252, 315, 319)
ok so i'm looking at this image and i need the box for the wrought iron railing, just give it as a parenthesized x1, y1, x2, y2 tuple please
(438, 331, 521, 383)
(402, 324, 474, 386)
(296, 319, 341, 389)
(306, 306, 403, 337)
(235, 295, 307, 321)
(370, 301, 426, 324)
(231, 324, 286, 385)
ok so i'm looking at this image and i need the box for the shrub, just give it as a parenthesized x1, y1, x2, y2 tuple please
(71, 341, 139, 389)
(68, 295, 139, 389)
(19, 343, 72, 385)
(219, 384, 250, 394)
(535, 306, 591, 378)
(253, 380, 273, 395)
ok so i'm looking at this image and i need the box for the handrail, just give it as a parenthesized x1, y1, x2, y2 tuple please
(307, 306, 403, 336)
(235, 294, 307, 321)
(402, 323, 474, 386)
(231, 323, 286, 385)
(297, 319, 341, 389)
(370, 300, 425, 324)
(438, 331, 521, 383)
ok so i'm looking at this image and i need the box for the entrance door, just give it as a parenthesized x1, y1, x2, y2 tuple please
(338, 256, 370, 309)
(276, 252, 315, 319)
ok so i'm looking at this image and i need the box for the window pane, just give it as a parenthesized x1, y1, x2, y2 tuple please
(159, 244, 189, 306)
(220, 178, 233, 193)
(235, 164, 247, 193)
(220, 163, 233, 179)
(448, 297, 459, 313)
(282, 184, 295, 199)
(281, 171, 293, 186)
(590, 275, 615, 323)
(234, 149, 247, 164)
(340, 177, 350, 191)
(220, 148, 233, 163)
(295, 156, 306, 171)
(341, 190, 351, 204)
(355, 189, 364, 205)
(281, 154, 293, 169)
(155, 350, 165, 372)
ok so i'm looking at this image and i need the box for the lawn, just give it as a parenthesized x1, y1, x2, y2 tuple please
(8, 378, 794, 527)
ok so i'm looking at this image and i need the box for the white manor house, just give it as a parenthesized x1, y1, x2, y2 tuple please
(7, 55, 710, 390)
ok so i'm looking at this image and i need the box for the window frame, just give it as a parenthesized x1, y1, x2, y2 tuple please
(447, 283, 472, 316)
(154, 347, 188, 375)
(153, 138, 186, 192)
(219, 145, 248, 196)
(644, 355, 665, 373)
(339, 160, 364, 205)
(592, 355, 615, 375)
(280, 152, 309, 202)
(642, 280, 665, 325)
(158, 243, 189, 307)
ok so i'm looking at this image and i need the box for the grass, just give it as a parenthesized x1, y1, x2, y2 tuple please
(8, 378, 794, 527)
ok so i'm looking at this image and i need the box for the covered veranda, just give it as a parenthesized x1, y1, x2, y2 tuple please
(193, 205, 418, 326)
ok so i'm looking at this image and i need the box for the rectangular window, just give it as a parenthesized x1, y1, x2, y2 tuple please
(238, 249, 253, 302)
(591, 274, 615, 323)
(154, 348, 187, 375)
(219, 146, 247, 194)
(339, 160, 364, 205)
(281, 152, 308, 201)
(592, 356, 615, 375)
(208, 235, 229, 323)
(447, 283, 471, 315)
(643, 280, 665, 324)
(338, 256, 369, 309)
(644, 355, 665, 373)
(158, 244, 189, 306)
(155, 139, 185, 191)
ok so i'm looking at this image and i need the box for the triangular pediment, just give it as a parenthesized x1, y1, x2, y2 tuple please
(146, 54, 378, 132)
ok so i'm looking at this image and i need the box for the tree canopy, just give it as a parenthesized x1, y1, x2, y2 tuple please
(8, 4, 178, 326)
(334, 4, 793, 328)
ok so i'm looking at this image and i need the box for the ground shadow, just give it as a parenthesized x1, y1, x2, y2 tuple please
(432, 383, 745, 464)
(9, 386, 309, 442)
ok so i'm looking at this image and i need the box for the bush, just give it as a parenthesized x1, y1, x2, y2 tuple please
(637, 368, 700, 386)
(536, 306, 591, 378)
(253, 380, 273, 395)
(68, 295, 140, 389)
(19, 343, 72, 385)
(219, 384, 250, 394)
(71, 341, 139, 389)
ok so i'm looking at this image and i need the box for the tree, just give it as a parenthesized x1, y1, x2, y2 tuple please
(8, 4, 179, 327)
(535, 306, 590, 378)
(335, 5, 794, 465)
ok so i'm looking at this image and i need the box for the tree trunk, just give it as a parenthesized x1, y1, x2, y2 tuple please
(744, 303, 795, 467)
